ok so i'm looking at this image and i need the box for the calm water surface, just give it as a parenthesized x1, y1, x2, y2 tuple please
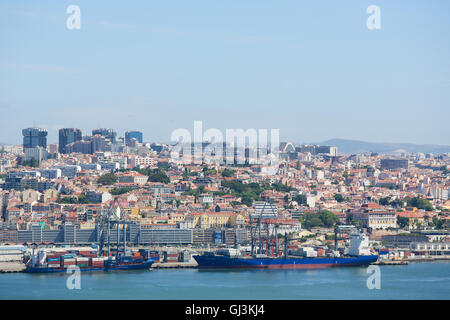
(1, 261, 449, 299)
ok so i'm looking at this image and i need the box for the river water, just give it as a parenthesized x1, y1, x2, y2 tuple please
(1, 261, 449, 299)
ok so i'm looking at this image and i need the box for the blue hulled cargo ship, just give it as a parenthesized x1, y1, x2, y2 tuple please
(194, 252, 377, 269)
(194, 230, 378, 269)
(25, 249, 154, 273)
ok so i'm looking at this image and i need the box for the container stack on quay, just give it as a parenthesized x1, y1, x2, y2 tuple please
(0, 245, 27, 272)
(148, 250, 161, 263)
(163, 249, 180, 263)
(377, 248, 416, 261)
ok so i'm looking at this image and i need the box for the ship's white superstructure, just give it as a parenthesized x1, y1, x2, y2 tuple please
(348, 232, 372, 256)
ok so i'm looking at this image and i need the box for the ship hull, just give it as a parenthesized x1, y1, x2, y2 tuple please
(194, 255, 378, 269)
(25, 259, 154, 273)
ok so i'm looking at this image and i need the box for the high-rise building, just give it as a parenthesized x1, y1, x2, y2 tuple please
(92, 128, 117, 143)
(125, 131, 143, 144)
(65, 140, 93, 154)
(22, 127, 48, 149)
(88, 135, 109, 153)
(59, 128, 82, 154)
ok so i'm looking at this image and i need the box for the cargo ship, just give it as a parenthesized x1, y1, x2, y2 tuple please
(25, 249, 155, 273)
(194, 231, 378, 269)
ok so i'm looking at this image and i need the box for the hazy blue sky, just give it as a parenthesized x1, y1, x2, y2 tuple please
(0, 0, 449, 145)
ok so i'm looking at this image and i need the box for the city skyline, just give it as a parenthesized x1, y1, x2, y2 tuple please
(1, 1, 450, 145)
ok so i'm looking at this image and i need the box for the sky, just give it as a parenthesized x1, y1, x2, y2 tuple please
(0, 0, 449, 146)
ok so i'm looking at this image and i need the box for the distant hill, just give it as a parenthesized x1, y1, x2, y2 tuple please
(320, 139, 450, 155)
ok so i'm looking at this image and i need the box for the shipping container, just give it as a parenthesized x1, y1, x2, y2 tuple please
(47, 258, 60, 262)
(91, 257, 104, 262)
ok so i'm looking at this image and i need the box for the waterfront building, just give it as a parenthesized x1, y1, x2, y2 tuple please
(381, 233, 429, 248)
(410, 241, 450, 255)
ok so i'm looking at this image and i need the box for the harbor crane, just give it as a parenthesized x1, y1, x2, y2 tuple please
(97, 202, 136, 257)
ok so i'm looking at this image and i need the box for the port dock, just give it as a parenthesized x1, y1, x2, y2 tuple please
(0, 262, 26, 273)
(151, 261, 198, 269)
(372, 260, 408, 266)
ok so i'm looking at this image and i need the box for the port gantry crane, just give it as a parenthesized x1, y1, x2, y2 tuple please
(97, 201, 136, 257)
(250, 201, 275, 255)
(249, 201, 292, 256)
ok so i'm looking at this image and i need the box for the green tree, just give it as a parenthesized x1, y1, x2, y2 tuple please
(157, 162, 170, 171)
(407, 197, 433, 211)
(390, 198, 404, 208)
(300, 210, 338, 229)
(432, 216, 442, 229)
(379, 197, 391, 206)
(110, 186, 134, 195)
(221, 168, 234, 178)
(318, 210, 339, 227)
(293, 194, 307, 205)
(97, 172, 118, 185)
(21, 158, 40, 167)
(334, 194, 344, 203)
(146, 169, 170, 183)
(397, 216, 409, 229)
(300, 213, 324, 229)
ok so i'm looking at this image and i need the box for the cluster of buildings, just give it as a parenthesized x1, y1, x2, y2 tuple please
(1, 126, 449, 248)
